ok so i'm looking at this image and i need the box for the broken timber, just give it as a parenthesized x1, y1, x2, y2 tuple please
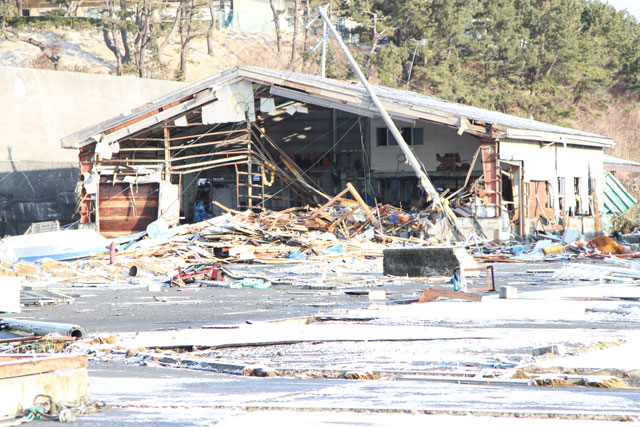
(418, 286, 483, 303)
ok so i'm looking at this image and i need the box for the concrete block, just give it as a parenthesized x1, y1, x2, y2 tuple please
(147, 282, 162, 292)
(383, 246, 475, 277)
(368, 290, 386, 301)
(499, 286, 517, 299)
(532, 344, 565, 357)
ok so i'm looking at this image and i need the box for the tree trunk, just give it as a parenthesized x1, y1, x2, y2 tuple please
(179, 0, 195, 77)
(139, 44, 147, 77)
(289, 0, 300, 66)
(22, 37, 60, 70)
(158, 6, 181, 62)
(364, 11, 385, 78)
(65, 0, 84, 17)
(119, 0, 131, 64)
(207, 0, 215, 56)
(269, 0, 282, 53)
(135, 0, 152, 78)
(102, 6, 124, 75)
(302, 0, 310, 64)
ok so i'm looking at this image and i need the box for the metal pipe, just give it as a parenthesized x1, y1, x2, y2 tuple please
(1, 318, 86, 339)
(317, 6, 462, 240)
(406, 43, 418, 88)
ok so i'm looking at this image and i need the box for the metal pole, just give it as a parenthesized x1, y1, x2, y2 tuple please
(317, 5, 461, 239)
(1, 318, 86, 339)
(406, 43, 418, 88)
(320, 20, 327, 78)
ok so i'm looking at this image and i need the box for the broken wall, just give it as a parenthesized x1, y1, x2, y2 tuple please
(500, 139, 604, 218)
(370, 119, 481, 173)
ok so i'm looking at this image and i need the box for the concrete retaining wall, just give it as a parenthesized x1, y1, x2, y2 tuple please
(0, 67, 185, 234)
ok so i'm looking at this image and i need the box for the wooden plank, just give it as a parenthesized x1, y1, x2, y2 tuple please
(128, 128, 247, 142)
(0, 354, 87, 378)
(327, 208, 358, 232)
(418, 286, 483, 303)
(346, 182, 382, 232)
(311, 187, 350, 219)
(170, 150, 250, 163)
(170, 155, 247, 170)
(97, 201, 159, 211)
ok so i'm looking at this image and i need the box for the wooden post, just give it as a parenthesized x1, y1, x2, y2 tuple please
(164, 126, 171, 180)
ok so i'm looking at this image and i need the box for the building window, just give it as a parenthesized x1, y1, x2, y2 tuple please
(557, 177, 566, 212)
(376, 127, 424, 146)
(574, 177, 582, 214)
(376, 127, 388, 147)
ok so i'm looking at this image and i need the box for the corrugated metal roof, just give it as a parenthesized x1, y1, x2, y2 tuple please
(61, 68, 243, 148)
(603, 154, 640, 166)
(603, 171, 637, 216)
(61, 66, 614, 149)
(244, 66, 610, 142)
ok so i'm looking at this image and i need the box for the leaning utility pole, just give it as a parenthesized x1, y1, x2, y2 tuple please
(317, 6, 462, 241)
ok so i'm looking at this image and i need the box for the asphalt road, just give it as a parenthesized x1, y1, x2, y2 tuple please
(19, 259, 640, 426)
(53, 362, 640, 426)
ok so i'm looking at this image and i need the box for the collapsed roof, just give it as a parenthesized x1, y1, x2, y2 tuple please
(61, 66, 614, 150)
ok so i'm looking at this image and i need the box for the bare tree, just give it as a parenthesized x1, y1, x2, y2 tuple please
(24, 37, 61, 69)
(157, 5, 181, 62)
(102, 0, 131, 75)
(178, 0, 205, 78)
(52, 0, 86, 17)
(206, 0, 224, 55)
(289, 0, 300, 66)
(3, 30, 61, 70)
(363, 10, 389, 77)
(269, 0, 282, 53)
(133, 0, 153, 77)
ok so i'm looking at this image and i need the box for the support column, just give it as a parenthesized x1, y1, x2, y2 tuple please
(480, 138, 501, 218)
(164, 126, 171, 180)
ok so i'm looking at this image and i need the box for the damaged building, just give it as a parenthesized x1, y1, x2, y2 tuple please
(61, 66, 614, 238)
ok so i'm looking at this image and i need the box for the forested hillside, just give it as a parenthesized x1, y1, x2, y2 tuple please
(337, 1, 639, 122)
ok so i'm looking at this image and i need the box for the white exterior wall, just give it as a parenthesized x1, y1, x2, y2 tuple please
(232, 0, 291, 33)
(500, 139, 604, 216)
(0, 67, 185, 168)
(370, 119, 481, 173)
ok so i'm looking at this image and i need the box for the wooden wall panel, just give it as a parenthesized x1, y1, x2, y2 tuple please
(98, 183, 159, 237)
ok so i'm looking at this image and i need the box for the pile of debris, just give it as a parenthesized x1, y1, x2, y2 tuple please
(118, 183, 449, 266)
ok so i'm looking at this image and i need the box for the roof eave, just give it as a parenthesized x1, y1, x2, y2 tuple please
(61, 67, 243, 149)
(504, 128, 614, 149)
